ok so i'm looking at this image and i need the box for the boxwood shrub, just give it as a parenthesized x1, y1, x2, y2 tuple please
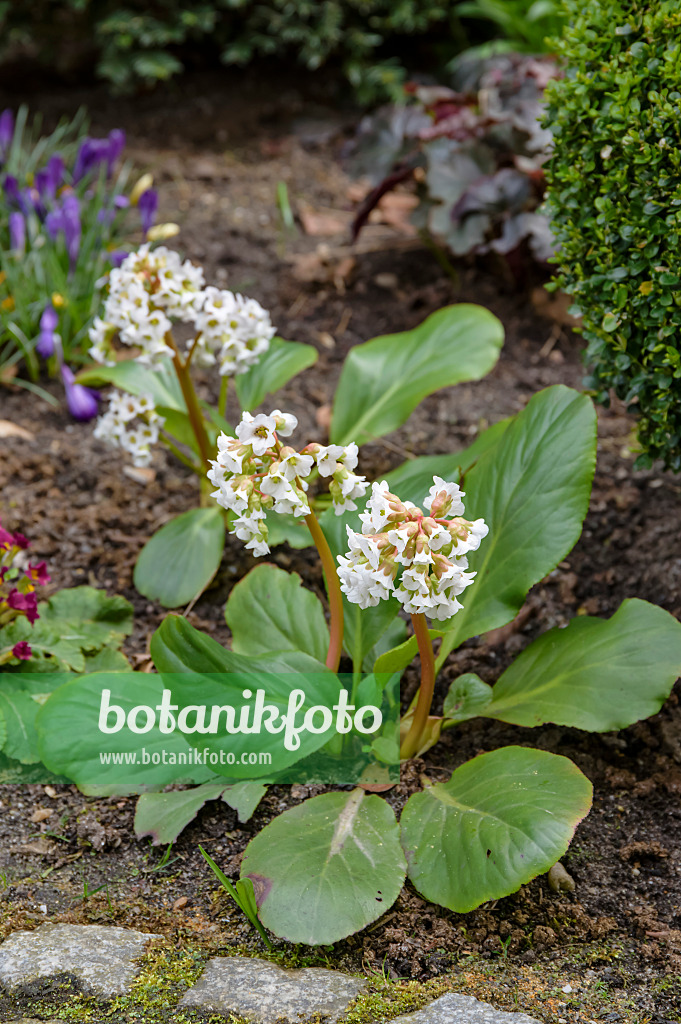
(543, 0, 681, 470)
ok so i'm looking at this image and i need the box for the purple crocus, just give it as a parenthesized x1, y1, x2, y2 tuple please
(61, 364, 100, 421)
(3, 174, 28, 214)
(46, 194, 81, 270)
(34, 154, 64, 202)
(138, 188, 158, 238)
(8, 210, 25, 252)
(0, 109, 13, 162)
(106, 129, 126, 173)
(36, 305, 59, 358)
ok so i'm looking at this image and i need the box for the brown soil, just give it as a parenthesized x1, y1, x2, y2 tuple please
(1, 73, 681, 1023)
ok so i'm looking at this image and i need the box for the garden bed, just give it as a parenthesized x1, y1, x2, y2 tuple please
(1, 72, 680, 1023)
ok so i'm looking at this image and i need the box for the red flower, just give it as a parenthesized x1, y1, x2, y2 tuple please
(12, 641, 32, 660)
(27, 561, 51, 585)
(7, 589, 39, 624)
(12, 532, 30, 550)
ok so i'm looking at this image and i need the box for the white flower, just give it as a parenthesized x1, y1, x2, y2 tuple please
(270, 410, 297, 437)
(315, 444, 345, 477)
(93, 389, 164, 467)
(278, 450, 314, 481)
(359, 480, 398, 534)
(233, 510, 269, 556)
(424, 476, 465, 517)
(235, 412, 278, 456)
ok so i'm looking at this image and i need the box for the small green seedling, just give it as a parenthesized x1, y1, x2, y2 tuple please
(199, 844, 273, 950)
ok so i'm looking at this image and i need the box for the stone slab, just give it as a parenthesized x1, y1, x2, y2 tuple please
(179, 956, 365, 1023)
(391, 993, 542, 1024)
(0, 923, 159, 999)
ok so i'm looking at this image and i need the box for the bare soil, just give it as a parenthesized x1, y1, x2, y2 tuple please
(1, 72, 681, 1023)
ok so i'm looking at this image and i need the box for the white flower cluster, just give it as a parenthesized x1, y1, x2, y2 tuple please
(93, 390, 165, 467)
(89, 244, 274, 375)
(337, 476, 488, 620)
(208, 411, 368, 556)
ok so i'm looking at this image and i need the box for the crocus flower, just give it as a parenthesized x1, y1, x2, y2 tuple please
(109, 250, 130, 267)
(61, 364, 100, 421)
(8, 211, 25, 252)
(0, 109, 14, 161)
(3, 174, 28, 213)
(36, 305, 59, 358)
(7, 588, 39, 624)
(34, 153, 64, 202)
(138, 188, 158, 238)
(46, 195, 81, 269)
(106, 129, 126, 173)
(12, 641, 32, 660)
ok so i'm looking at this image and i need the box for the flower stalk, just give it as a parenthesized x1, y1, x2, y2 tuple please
(165, 332, 213, 473)
(399, 613, 436, 760)
(304, 509, 344, 673)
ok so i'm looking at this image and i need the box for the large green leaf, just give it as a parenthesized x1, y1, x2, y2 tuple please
(134, 507, 225, 608)
(150, 616, 337, 778)
(151, 613, 328, 678)
(225, 564, 329, 662)
(41, 586, 133, 635)
(400, 746, 592, 913)
(241, 789, 406, 944)
(330, 304, 503, 445)
(77, 357, 185, 411)
(235, 338, 318, 411)
(486, 599, 681, 731)
(436, 386, 596, 669)
(0, 681, 40, 763)
(36, 671, 217, 786)
(443, 673, 493, 723)
(380, 416, 512, 505)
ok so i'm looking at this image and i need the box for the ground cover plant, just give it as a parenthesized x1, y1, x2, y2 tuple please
(544, 0, 681, 472)
(0, 105, 171, 405)
(350, 52, 558, 265)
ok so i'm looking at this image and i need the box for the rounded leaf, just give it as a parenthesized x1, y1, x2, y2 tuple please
(134, 507, 225, 608)
(242, 789, 406, 944)
(400, 746, 592, 913)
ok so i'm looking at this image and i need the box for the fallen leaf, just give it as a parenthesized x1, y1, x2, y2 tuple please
(173, 896, 189, 910)
(30, 808, 53, 823)
(377, 191, 419, 234)
(44, 785, 58, 799)
(299, 206, 349, 236)
(123, 465, 156, 485)
(0, 420, 34, 440)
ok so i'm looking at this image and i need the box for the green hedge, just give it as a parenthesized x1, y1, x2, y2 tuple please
(0, 1, 453, 101)
(544, 0, 681, 470)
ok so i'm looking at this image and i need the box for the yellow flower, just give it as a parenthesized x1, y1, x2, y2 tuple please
(51, 292, 66, 308)
(1, 296, 15, 311)
(130, 173, 154, 206)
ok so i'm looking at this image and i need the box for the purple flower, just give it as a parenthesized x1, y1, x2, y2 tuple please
(109, 250, 129, 267)
(12, 641, 32, 661)
(3, 174, 28, 214)
(46, 194, 81, 269)
(7, 588, 39, 624)
(0, 524, 15, 550)
(0, 109, 14, 161)
(106, 129, 126, 173)
(61, 364, 100, 421)
(36, 305, 59, 358)
(8, 210, 25, 251)
(12, 532, 30, 550)
(27, 561, 51, 585)
(34, 154, 64, 201)
(138, 188, 158, 238)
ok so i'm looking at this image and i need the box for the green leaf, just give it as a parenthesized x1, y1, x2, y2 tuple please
(0, 679, 46, 763)
(77, 357, 185, 412)
(225, 564, 329, 662)
(222, 782, 267, 822)
(151, 613, 327, 677)
(134, 507, 225, 608)
(381, 416, 512, 504)
(83, 648, 132, 673)
(41, 586, 133, 636)
(437, 386, 596, 666)
(400, 747, 592, 913)
(36, 671, 217, 787)
(330, 304, 504, 445)
(235, 338, 318, 411)
(0, 706, 6, 753)
(135, 783, 228, 845)
(241, 789, 407, 944)
(443, 673, 494, 723)
(486, 599, 681, 731)
(199, 846, 273, 949)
